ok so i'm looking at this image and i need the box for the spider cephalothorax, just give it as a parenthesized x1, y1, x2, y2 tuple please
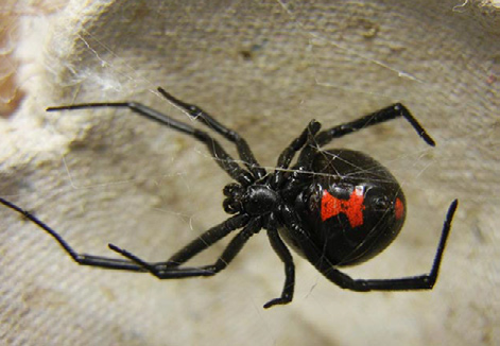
(0, 88, 458, 308)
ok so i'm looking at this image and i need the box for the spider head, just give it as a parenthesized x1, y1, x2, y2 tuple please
(223, 183, 245, 214)
(223, 183, 280, 216)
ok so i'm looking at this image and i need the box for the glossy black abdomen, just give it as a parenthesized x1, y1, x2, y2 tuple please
(291, 149, 406, 267)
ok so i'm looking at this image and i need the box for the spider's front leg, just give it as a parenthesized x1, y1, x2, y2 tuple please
(157, 88, 266, 179)
(46, 101, 254, 186)
(0, 197, 146, 272)
(0, 197, 250, 274)
(109, 217, 262, 279)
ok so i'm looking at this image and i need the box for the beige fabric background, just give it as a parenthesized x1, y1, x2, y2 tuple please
(1, 0, 499, 345)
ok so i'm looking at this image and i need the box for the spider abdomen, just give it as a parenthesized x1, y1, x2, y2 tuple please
(292, 149, 406, 266)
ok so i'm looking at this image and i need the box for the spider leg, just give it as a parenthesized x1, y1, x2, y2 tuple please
(271, 119, 321, 188)
(294, 104, 435, 171)
(263, 219, 295, 309)
(0, 197, 145, 272)
(315, 103, 435, 147)
(109, 217, 262, 279)
(0, 197, 250, 273)
(46, 102, 253, 185)
(311, 200, 458, 291)
(158, 87, 266, 179)
(163, 214, 250, 267)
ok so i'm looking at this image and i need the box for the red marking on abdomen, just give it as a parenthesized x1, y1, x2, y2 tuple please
(321, 187, 366, 227)
(395, 197, 404, 220)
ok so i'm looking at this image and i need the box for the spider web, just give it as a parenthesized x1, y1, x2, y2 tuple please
(1, 1, 499, 346)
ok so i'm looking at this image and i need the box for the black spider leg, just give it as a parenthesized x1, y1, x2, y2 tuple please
(270, 119, 321, 189)
(283, 199, 459, 292)
(158, 213, 250, 268)
(262, 214, 295, 309)
(109, 217, 262, 279)
(316, 103, 435, 148)
(157, 87, 266, 180)
(0, 196, 249, 272)
(258, 121, 324, 308)
(46, 102, 253, 186)
(0, 197, 144, 271)
(295, 103, 436, 171)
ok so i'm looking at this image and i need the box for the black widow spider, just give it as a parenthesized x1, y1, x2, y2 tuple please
(0, 87, 458, 309)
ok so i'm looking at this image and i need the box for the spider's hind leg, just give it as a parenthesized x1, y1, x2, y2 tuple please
(313, 200, 458, 291)
(315, 103, 435, 148)
(294, 103, 435, 172)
